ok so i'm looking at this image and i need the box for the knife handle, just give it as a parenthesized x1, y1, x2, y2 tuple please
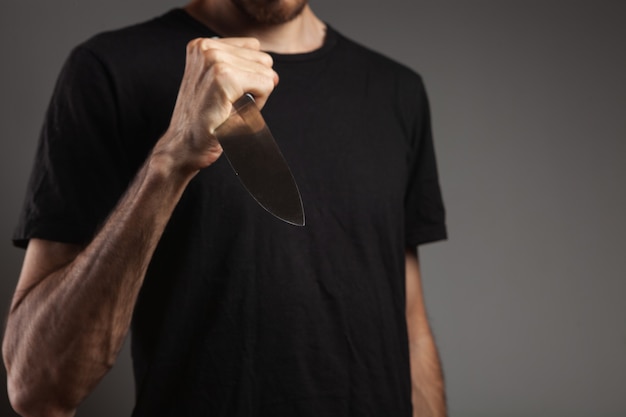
(233, 93, 256, 111)
(216, 93, 264, 138)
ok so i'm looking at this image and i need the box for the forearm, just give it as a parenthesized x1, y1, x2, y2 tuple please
(408, 328, 447, 417)
(405, 248, 447, 417)
(3, 152, 195, 416)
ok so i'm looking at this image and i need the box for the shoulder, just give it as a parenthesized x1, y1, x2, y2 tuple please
(56, 8, 210, 101)
(332, 27, 426, 91)
(330, 27, 430, 129)
(73, 9, 204, 72)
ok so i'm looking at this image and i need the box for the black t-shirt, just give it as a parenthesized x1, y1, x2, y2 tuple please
(14, 9, 447, 417)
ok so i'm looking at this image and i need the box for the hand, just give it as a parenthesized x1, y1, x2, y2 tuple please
(153, 37, 279, 175)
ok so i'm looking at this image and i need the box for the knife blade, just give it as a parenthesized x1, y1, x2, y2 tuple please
(214, 94, 305, 226)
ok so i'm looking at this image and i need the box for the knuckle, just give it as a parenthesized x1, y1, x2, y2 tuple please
(210, 62, 233, 81)
(186, 38, 203, 52)
(265, 67, 278, 80)
(247, 37, 261, 50)
(260, 52, 273, 67)
(203, 48, 222, 63)
(261, 75, 275, 92)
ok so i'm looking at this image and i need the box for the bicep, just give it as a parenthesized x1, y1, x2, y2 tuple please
(11, 238, 83, 312)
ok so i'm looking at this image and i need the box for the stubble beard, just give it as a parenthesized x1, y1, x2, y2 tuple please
(231, 0, 309, 25)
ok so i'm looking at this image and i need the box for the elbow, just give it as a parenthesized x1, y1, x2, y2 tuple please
(6, 378, 75, 417)
(6, 373, 38, 417)
(2, 324, 27, 416)
(6, 380, 35, 417)
(4, 347, 75, 417)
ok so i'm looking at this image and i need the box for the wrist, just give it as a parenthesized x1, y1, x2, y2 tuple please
(147, 140, 198, 186)
(151, 123, 223, 178)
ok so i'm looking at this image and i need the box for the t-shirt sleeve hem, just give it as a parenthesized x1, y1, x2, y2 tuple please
(13, 222, 93, 249)
(405, 225, 448, 247)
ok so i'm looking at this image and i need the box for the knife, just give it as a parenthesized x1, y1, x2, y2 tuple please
(214, 94, 305, 226)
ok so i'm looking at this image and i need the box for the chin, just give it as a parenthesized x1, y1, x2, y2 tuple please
(231, 0, 309, 25)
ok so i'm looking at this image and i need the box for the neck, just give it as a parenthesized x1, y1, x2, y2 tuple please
(184, 0, 327, 54)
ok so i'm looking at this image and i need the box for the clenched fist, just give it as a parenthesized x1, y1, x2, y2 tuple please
(152, 37, 279, 175)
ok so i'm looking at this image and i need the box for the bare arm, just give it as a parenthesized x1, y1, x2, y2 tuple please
(2, 37, 278, 417)
(3, 163, 191, 417)
(405, 247, 447, 417)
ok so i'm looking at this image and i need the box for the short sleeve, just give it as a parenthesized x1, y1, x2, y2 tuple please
(404, 77, 447, 247)
(13, 45, 130, 248)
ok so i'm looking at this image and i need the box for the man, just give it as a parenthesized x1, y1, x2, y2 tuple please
(3, 0, 448, 416)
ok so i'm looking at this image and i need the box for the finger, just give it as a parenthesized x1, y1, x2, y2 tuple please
(214, 37, 261, 51)
(201, 48, 277, 85)
(194, 37, 273, 69)
(208, 61, 277, 111)
(195, 42, 279, 105)
(183, 38, 278, 123)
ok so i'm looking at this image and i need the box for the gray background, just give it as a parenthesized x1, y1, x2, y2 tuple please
(1, 0, 625, 416)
